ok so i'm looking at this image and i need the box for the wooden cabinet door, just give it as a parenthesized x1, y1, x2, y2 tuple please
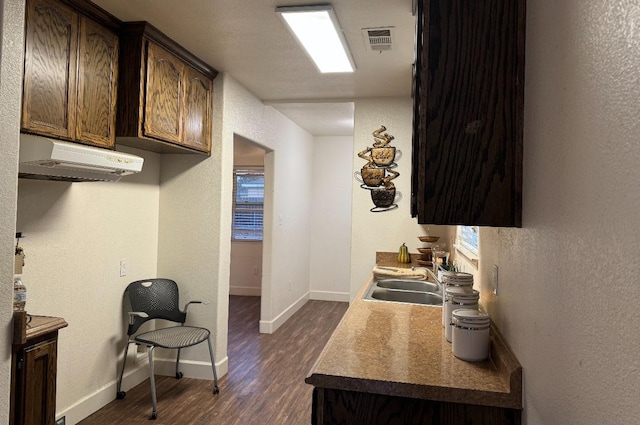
(75, 15, 118, 148)
(22, 0, 78, 139)
(144, 42, 183, 143)
(23, 339, 57, 425)
(412, 0, 524, 227)
(182, 66, 212, 152)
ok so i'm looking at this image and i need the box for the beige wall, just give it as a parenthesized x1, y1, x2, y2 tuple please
(219, 75, 315, 334)
(16, 148, 161, 423)
(475, 1, 640, 423)
(349, 98, 452, 299)
(0, 0, 25, 421)
(309, 135, 353, 302)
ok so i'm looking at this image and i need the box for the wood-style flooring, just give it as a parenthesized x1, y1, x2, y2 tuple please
(77, 296, 348, 425)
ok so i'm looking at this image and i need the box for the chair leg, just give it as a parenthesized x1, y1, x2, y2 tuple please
(175, 348, 183, 379)
(116, 341, 131, 399)
(206, 336, 220, 394)
(148, 346, 158, 420)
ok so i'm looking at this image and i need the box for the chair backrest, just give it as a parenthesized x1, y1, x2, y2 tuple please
(125, 278, 187, 335)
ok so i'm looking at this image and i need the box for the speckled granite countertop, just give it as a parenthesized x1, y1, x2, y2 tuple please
(305, 254, 522, 410)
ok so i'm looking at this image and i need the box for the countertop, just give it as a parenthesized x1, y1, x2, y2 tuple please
(305, 255, 522, 410)
(13, 311, 68, 345)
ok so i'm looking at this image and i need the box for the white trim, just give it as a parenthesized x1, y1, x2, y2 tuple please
(310, 290, 350, 302)
(453, 243, 479, 269)
(57, 354, 229, 424)
(56, 362, 149, 425)
(259, 292, 310, 334)
(229, 286, 262, 296)
(154, 356, 229, 380)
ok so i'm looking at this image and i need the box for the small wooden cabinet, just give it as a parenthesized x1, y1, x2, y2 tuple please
(10, 313, 68, 425)
(117, 22, 217, 154)
(411, 0, 525, 227)
(22, 0, 120, 149)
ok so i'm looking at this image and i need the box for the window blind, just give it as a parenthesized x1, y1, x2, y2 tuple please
(232, 168, 264, 241)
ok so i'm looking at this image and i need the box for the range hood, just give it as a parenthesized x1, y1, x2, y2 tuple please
(19, 134, 144, 182)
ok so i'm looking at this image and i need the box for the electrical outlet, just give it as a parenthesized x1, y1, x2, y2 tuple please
(492, 265, 499, 295)
(288, 280, 292, 291)
(119, 259, 127, 277)
(253, 267, 259, 276)
(56, 417, 66, 425)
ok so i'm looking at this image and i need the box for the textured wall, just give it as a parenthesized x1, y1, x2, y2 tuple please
(310, 136, 353, 301)
(349, 98, 451, 299)
(219, 75, 315, 329)
(0, 0, 24, 422)
(17, 149, 161, 423)
(475, 1, 640, 423)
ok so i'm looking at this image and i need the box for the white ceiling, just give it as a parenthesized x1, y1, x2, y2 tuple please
(93, 0, 416, 136)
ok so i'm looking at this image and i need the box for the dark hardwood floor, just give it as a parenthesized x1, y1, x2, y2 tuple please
(78, 296, 348, 425)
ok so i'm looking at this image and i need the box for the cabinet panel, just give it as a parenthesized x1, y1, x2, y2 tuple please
(22, 0, 78, 139)
(182, 66, 212, 152)
(314, 387, 521, 425)
(144, 42, 183, 143)
(75, 15, 118, 148)
(23, 339, 57, 425)
(412, 0, 525, 227)
(117, 22, 217, 154)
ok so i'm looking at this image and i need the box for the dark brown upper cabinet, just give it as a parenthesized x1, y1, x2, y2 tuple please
(411, 0, 525, 227)
(116, 22, 217, 154)
(21, 0, 119, 149)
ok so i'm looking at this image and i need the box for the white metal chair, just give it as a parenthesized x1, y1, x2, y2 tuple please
(116, 278, 219, 419)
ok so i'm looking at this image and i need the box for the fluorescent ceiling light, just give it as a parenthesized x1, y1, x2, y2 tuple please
(276, 4, 355, 73)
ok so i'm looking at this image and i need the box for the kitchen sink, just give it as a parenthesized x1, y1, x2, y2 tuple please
(363, 277, 442, 306)
(368, 289, 442, 305)
(375, 279, 440, 293)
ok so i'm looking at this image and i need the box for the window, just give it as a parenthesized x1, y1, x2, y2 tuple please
(232, 168, 264, 241)
(458, 226, 479, 256)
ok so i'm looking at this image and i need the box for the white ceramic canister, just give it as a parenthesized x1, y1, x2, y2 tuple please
(440, 271, 474, 326)
(444, 288, 479, 342)
(451, 309, 491, 362)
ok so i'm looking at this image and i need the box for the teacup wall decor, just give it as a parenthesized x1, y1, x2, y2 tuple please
(355, 125, 401, 212)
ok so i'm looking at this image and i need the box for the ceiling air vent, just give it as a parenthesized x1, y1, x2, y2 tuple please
(362, 27, 394, 51)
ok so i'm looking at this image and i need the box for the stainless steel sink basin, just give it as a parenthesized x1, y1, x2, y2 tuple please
(363, 277, 443, 306)
(375, 279, 440, 293)
(369, 289, 442, 305)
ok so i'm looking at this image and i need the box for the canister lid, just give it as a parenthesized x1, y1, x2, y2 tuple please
(442, 271, 474, 283)
(452, 309, 490, 328)
(445, 286, 474, 295)
(445, 286, 480, 303)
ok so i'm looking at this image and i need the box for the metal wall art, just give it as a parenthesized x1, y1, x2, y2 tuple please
(355, 125, 402, 212)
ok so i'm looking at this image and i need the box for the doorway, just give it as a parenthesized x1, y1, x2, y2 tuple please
(229, 135, 267, 321)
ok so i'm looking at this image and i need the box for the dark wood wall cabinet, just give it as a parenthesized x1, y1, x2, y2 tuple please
(22, 0, 120, 149)
(411, 0, 526, 227)
(10, 312, 68, 425)
(116, 22, 218, 155)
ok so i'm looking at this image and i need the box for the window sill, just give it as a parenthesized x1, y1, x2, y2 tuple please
(453, 243, 478, 269)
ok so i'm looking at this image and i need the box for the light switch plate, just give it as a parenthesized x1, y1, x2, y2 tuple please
(119, 259, 127, 277)
(492, 265, 499, 295)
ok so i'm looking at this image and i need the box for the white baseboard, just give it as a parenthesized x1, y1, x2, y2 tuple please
(57, 361, 150, 425)
(229, 286, 261, 296)
(259, 291, 310, 334)
(154, 355, 229, 380)
(310, 290, 350, 302)
(57, 355, 229, 425)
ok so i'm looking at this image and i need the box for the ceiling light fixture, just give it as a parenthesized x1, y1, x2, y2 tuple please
(276, 4, 355, 73)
